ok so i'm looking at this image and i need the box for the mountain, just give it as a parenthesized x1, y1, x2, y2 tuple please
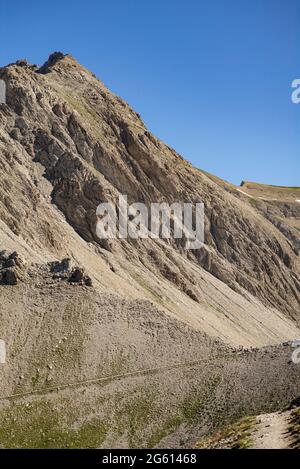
(0, 52, 299, 448)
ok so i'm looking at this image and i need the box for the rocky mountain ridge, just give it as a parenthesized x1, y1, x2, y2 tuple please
(0, 52, 299, 448)
(0, 53, 299, 331)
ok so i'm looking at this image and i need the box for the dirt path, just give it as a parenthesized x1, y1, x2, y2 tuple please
(0, 355, 225, 402)
(251, 411, 292, 449)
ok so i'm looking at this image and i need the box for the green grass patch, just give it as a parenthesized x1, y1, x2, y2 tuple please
(195, 416, 255, 449)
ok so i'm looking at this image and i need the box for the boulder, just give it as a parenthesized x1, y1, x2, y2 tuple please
(68, 267, 84, 283)
(67, 267, 93, 287)
(2, 268, 18, 285)
(50, 258, 73, 274)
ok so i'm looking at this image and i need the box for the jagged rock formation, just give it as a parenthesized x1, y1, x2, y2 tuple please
(0, 53, 299, 448)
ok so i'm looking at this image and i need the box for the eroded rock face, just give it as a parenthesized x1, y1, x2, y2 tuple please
(0, 53, 299, 318)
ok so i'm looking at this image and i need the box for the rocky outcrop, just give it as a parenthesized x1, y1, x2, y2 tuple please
(49, 258, 93, 286)
(68, 267, 93, 286)
(0, 250, 26, 285)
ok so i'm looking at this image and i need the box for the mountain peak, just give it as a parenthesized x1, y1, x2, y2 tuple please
(38, 51, 72, 74)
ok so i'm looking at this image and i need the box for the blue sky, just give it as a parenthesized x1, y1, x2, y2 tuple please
(1, 0, 299, 186)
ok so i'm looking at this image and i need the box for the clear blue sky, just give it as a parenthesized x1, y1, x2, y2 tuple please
(1, 0, 299, 186)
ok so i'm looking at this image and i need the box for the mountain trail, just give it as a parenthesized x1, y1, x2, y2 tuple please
(251, 410, 292, 449)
